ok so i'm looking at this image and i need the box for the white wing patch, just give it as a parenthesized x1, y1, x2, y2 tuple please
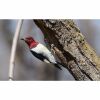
(31, 43, 57, 64)
(43, 59, 50, 63)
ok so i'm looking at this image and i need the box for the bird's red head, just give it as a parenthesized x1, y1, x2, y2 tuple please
(21, 36, 39, 49)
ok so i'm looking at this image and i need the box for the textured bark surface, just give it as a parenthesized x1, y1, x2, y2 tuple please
(34, 19, 100, 81)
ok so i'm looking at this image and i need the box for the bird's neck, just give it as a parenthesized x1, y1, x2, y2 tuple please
(29, 42, 39, 49)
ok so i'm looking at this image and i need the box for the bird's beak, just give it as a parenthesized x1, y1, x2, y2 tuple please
(21, 38, 25, 41)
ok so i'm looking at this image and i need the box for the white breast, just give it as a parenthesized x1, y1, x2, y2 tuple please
(31, 43, 57, 64)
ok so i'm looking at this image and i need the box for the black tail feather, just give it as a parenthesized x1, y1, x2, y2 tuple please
(57, 61, 66, 68)
(54, 64, 62, 70)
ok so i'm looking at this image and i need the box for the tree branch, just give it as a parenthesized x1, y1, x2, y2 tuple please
(9, 20, 23, 81)
(34, 19, 100, 81)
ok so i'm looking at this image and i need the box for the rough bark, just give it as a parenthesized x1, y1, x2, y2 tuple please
(34, 19, 100, 81)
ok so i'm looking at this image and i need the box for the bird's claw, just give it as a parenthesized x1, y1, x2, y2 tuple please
(51, 44, 56, 54)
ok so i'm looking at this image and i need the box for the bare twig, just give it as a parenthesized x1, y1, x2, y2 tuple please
(9, 20, 23, 81)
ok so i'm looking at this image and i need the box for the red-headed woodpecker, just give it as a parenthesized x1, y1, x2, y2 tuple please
(21, 36, 62, 70)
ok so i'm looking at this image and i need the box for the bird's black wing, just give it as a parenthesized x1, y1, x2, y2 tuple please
(30, 50, 48, 62)
(30, 50, 62, 70)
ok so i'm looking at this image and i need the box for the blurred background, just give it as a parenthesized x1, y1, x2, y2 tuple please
(0, 20, 100, 80)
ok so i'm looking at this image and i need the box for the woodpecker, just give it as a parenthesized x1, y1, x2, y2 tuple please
(21, 36, 62, 70)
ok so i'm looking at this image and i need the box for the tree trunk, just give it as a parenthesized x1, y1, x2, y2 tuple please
(34, 19, 100, 81)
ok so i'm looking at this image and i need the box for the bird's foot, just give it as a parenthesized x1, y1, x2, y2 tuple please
(51, 44, 56, 54)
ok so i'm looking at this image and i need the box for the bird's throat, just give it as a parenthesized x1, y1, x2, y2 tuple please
(29, 42, 39, 49)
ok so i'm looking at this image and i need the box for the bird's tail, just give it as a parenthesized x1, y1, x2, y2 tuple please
(54, 64, 62, 70)
(56, 61, 67, 69)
